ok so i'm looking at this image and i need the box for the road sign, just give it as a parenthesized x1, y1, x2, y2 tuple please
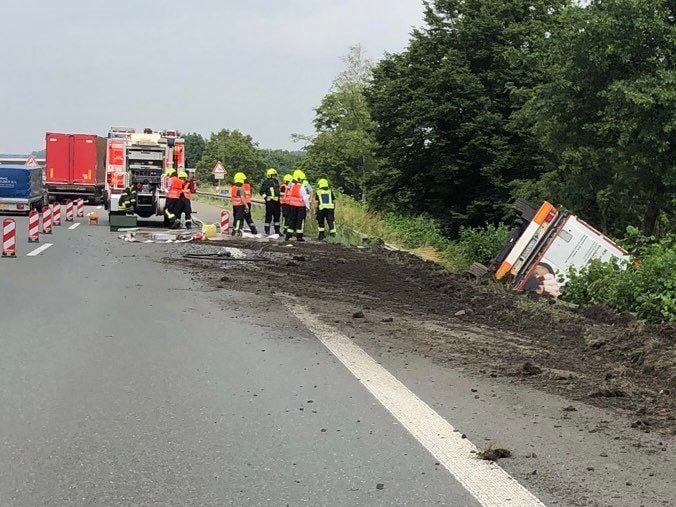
(24, 155, 39, 167)
(212, 161, 226, 180)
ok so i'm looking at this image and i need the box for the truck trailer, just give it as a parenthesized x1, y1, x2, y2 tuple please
(44, 133, 107, 203)
(0, 165, 48, 214)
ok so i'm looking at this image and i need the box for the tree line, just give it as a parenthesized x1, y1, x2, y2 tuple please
(299, 0, 674, 238)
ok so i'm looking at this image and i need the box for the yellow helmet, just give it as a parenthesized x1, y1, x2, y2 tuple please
(283, 173, 293, 183)
(266, 167, 278, 177)
(292, 169, 306, 182)
(317, 178, 329, 189)
(178, 171, 188, 179)
(233, 173, 246, 184)
(166, 167, 176, 176)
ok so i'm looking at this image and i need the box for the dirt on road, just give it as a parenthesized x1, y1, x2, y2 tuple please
(177, 238, 675, 435)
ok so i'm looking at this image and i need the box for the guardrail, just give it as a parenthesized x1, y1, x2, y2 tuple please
(195, 191, 265, 206)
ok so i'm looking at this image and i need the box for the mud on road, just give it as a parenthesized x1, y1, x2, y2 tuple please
(177, 238, 675, 435)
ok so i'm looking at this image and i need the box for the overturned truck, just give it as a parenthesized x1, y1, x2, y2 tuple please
(472, 200, 628, 297)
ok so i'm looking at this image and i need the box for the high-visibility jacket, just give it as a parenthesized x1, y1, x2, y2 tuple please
(243, 183, 252, 204)
(280, 183, 288, 205)
(231, 184, 244, 206)
(181, 181, 191, 200)
(287, 183, 305, 207)
(316, 189, 335, 210)
(260, 178, 280, 202)
(166, 177, 182, 199)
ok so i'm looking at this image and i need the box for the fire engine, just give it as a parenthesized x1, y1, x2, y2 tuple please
(105, 127, 185, 228)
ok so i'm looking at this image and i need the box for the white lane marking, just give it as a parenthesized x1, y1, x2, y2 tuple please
(27, 243, 53, 257)
(68, 222, 80, 230)
(96, 205, 103, 209)
(288, 303, 545, 507)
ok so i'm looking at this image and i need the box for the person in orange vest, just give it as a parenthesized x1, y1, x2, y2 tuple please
(284, 169, 310, 241)
(231, 173, 258, 236)
(178, 171, 192, 229)
(164, 169, 182, 227)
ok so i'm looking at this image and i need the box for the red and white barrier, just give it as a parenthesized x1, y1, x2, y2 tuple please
(76, 199, 84, 217)
(42, 205, 53, 234)
(65, 200, 74, 222)
(2, 218, 16, 257)
(220, 210, 230, 234)
(28, 210, 40, 242)
(52, 202, 62, 226)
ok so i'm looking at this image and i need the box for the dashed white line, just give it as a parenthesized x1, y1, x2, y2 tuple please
(68, 222, 81, 230)
(27, 243, 53, 257)
(287, 303, 545, 507)
(96, 205, 103, 209)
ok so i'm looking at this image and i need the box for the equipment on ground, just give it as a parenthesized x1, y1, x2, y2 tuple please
(0, 165, 48, 214)
(44, 133, 107, 203)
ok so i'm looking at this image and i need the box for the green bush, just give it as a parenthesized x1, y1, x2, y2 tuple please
(563, 233, 676, 323)
(456, 223, 512, 264)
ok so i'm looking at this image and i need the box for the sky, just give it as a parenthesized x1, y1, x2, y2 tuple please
(0, 0, 425, 153)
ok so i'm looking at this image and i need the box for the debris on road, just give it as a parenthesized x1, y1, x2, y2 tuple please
(118, 228, 197, 243)
(522, 362, 543, 376)
(477, 447, 512, 461)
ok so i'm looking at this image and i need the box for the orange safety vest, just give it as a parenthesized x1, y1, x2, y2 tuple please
(280, 183, 288, 205)
(287, 183, 305, 207)
(166, 177, 182, 199)
(181, 180, 191, 200)
(243, 182, 252, 204)
(231, 184, 244, 206)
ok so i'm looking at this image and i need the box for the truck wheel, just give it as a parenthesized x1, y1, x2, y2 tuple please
(512, 198, 537, 221)
(467, 262, 490, 279)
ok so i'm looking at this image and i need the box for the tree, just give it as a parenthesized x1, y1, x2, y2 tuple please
(195, 130, 262, 185)
(184, 132, 206, 168)
(528, 0, 675, 236)
(258, 149, 306, 176)
(299, 45, 380, 201)
(367, 0, 567, 235)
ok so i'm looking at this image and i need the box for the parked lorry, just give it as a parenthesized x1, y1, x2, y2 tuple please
(44, 133, 107, 203)
(0, 165, 48, 214)
(105, 127, 185, 229)
(472, 200, 628, 297)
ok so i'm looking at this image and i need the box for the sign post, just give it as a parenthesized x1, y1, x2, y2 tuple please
(212, 161, 226, 193)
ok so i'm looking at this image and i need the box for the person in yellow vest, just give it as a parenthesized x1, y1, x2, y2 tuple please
(178, 171, 192, 229)
(315, 178, 336, 240)
(231, 173, 259, 236)
(284, 169, 310, 241)
(260, 168, 281, 235)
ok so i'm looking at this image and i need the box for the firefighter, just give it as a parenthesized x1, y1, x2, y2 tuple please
(178, 171, 192, 229)
(230, 172, 248, 237)
(164, 171, 182, 228)
(260, 168, 281, 235)
(284, 169, 309, 242)
(118, 184, 137, 213)
(280, 173, 293, 235)
(241, 174, 258, 235)
(315, 178, 336, 240)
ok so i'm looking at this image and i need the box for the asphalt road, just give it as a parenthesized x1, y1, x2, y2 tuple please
(0, 205, 482, 506)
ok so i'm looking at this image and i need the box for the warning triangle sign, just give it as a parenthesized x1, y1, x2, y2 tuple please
(212, 161, 226, 175)
(24, 155, 39, 167)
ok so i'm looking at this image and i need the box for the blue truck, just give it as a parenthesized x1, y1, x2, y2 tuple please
(0, 165, 48, 214)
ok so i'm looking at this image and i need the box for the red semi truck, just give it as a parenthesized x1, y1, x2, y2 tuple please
(44, 133, 107, 203)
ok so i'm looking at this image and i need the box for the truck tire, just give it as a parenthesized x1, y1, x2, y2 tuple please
(512, 198, 537, 221)
(467, 262, 490, 279)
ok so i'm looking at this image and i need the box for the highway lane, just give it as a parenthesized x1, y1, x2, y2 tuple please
(0, 206, 482, 506)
